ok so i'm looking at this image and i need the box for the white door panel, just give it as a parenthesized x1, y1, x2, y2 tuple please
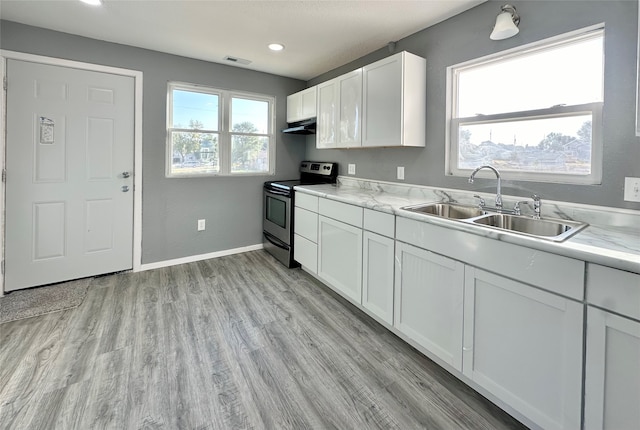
(5, 59, 134, 291)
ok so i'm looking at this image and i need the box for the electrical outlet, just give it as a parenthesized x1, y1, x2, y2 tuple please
(397, 166, 405, 180)
(348, 164, 356, 175)
(197, 219, 206, 231)
(624, 177, 640, 202)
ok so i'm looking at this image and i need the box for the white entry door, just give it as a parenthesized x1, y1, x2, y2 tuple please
(4, 59, 135, 291)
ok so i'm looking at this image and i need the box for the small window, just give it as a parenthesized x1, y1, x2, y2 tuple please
(167, 82, 275, 177)
(447, 26, 604, 184)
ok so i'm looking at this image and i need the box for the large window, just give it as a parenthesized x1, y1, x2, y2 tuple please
(167, 82, 275, 177)
(447, 26, 604, 184)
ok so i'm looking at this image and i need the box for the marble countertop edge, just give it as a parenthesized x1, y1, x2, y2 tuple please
(294, 182, 640, 275)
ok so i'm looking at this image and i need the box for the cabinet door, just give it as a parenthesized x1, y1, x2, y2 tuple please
(287, 87, 317, 123)
(362, 231, 394, 325)
(300, 87, 317, 120)
(337, 70, 362, 148)
(317, 215, 362, 303)
(362, 53, 402, 147)
(394, 242, 464, 370)
(316, 80, 338, 148)
(286, 92, 302, 123)
(463, 267, 583, 430)
(584, 307, 640, 430)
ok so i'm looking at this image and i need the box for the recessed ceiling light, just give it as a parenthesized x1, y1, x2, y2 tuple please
(80, 0, 102, 6)
(268, 43, 285, 52)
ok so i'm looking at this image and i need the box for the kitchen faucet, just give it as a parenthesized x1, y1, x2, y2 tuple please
(468, 165, 503, 210)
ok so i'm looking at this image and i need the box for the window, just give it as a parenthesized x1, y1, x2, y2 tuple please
(447, 26, 604, 184)
(167, 82, 275, 177)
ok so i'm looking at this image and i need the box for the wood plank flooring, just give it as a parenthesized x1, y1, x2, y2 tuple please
(0, 250, 527, 429)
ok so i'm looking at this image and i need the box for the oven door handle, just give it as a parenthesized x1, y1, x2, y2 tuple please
(263, 232, 289, 250)
(264, 187, 291, 197)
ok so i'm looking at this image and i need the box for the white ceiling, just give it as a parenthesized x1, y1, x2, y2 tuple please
(0, 0, 485, 81)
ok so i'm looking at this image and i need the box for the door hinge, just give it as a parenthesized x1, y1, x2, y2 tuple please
(1, 260, 4, 275)
(2, 77, 6, 91)
(1, 169, 5, 183)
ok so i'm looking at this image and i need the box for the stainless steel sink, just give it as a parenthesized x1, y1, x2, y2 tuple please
(400, 202, 588, 242)
(471, 213, 588, 241)
(401, 203, 486, 220)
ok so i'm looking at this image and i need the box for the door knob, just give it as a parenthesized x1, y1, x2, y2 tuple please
(122, 185, 130, 192)
(122, 171, 131, 178)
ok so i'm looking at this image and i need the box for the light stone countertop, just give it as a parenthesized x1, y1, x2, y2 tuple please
(295, 177, 640, 275)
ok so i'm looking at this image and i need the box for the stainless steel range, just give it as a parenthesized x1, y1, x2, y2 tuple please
(263, 161, 338, 267)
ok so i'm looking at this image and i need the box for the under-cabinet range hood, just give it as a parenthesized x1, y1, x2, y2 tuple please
(282, 118, 316, 135)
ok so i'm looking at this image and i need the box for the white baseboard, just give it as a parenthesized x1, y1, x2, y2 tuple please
(138, 243, 264, 272)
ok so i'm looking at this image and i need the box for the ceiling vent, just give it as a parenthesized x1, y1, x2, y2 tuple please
(223, 56, 251, 65)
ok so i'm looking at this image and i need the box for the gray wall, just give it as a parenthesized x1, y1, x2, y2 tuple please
(306, 0, 640, 210)
(1, 20, 308, 264)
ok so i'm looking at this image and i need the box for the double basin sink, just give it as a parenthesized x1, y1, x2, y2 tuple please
(401, 202, 587, 242)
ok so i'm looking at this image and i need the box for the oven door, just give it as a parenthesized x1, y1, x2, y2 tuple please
(263, 188, 292, 245)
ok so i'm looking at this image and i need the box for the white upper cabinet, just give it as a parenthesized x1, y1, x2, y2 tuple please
(313, 51, 425, 149)
(316, 79, 338, 148)
(362, 51, 426, 147)
(286, 86, 317, 123)
(337, 70, 363, 147)
(317, 70, 363, 149)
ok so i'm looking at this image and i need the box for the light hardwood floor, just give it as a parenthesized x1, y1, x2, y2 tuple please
(0, 250, 526, 429)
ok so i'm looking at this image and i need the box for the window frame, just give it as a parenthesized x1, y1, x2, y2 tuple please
(445, 25, 605, 185)
(166, 81, 276, 178)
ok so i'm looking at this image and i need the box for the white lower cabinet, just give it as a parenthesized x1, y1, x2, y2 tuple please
(294, 234, 317, 273)
(584, 306, 640, 430)
(462, 267, 583, 430)
(317, 215, 363, 303)
(362, 231, 394, 325)
(292, 193, 626, 430)
(294, 198, 319, 274)
(394, 242, 465, 370)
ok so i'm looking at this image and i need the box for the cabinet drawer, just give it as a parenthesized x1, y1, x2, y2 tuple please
(294, 234, 317, 273)
(295, 192, 318, 212)
(295, 207, 318, 243)
(364, 209, 394, 237)
(319, 198, 363, 228)
(587, 264, 640, 320)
